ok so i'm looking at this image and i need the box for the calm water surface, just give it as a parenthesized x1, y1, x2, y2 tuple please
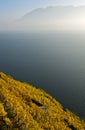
(0, 31, 85, 119)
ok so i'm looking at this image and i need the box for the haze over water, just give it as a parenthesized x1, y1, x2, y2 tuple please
(0, 31, 85, 119)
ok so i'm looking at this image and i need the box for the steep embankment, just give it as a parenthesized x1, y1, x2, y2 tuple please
(0, 72, 85, 130)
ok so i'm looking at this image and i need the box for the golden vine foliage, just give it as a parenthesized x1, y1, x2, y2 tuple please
(0, 72, 85, 130)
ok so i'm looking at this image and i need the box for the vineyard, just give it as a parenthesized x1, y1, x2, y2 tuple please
(0, 72, 85, 130)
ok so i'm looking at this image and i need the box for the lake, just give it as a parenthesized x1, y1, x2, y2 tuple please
(0, 31, 85, 119)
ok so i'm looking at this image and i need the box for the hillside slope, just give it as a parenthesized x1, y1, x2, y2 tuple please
(0, 72, 85, 130)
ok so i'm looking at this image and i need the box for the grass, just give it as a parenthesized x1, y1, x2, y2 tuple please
(0, 72, 85, 130)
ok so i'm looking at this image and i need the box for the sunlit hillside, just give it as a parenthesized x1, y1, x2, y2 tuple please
(0, 72, 85, 130)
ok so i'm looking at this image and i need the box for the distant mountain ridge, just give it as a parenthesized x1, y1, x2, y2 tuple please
(13, 6, 85, 31)
(22, 6, 85, 18)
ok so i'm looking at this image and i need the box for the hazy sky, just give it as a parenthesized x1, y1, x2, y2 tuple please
(1, 0, 85, 20)
(0, 0, 85, 31)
